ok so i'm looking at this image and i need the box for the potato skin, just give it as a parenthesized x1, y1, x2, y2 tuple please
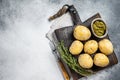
(84, 40, 98, 54)
(73, 25, 91, 41)
(69, 40, 83, 55)
(94, 53, 109, 67)
(78, 54, 93, 68)
(99, 39, 113, 55)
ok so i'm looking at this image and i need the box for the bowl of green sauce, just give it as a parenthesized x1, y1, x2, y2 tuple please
(91, 18, 108, 38)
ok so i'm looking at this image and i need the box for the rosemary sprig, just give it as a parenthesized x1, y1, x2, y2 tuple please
(57, 41, 94, 76)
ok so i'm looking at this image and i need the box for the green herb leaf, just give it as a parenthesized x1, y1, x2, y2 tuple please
(57, 41, 94, 76)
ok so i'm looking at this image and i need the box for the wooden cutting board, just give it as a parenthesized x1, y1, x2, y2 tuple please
(53, 13, 118, 80)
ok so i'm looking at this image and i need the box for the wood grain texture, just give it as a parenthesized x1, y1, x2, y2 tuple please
(53, 13, 118, 80)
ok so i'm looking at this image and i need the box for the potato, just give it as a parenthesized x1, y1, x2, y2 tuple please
(73, 25, 91, 41)
(94, 53, 109, 67)
(78, 54, 93, 68)
(99, 39, 113, 55)
(84, 40, 98, 54)
(69, 40, 83, 55)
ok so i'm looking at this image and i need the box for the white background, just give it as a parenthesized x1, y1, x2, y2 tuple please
(0, 0, 120, 80)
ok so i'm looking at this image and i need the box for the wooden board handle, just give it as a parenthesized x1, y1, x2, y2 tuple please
(68, 5, 82, 25)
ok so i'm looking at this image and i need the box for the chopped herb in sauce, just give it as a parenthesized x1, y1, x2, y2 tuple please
(93, 20, 106, 36)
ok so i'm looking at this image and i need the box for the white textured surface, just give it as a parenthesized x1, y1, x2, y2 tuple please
(0, 0, 120, 80)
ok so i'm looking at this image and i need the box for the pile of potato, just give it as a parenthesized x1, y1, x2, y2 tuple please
(69, 25, 113, 69)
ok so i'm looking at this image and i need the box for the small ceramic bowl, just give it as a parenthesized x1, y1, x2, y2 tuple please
(91, 18, 108, 38)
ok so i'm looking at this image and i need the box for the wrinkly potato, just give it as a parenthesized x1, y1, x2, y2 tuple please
(94, 53, 109, 67)
(84, 40, 98, 54)
(69, 40, 83, 55)
(99, 39, 113, 55)
(78, 54, 93, 68)
(73, 25, 91, 41)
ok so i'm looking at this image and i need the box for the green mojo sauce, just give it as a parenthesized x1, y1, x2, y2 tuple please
(93, 20, 106, 36)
